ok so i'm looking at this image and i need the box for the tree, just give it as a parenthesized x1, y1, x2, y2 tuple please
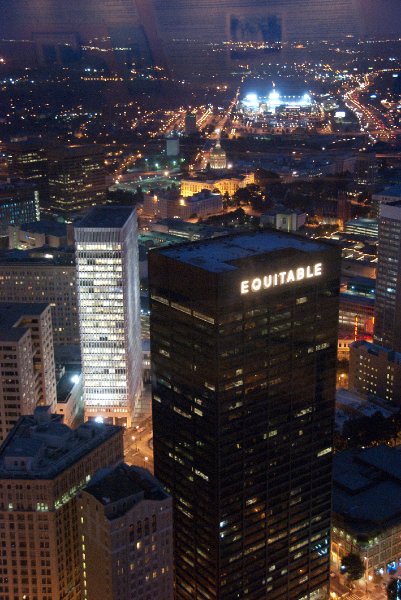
(341, 553, 364, 581)
(387, 578, 401, 600)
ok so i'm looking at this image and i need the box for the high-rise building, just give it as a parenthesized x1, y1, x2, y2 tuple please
(0, 303, 56, 440)
(0, 247, 79, 346)
(0, 407, 124, 600)
(48, 144, 106, 215)
(374, 200, 401, 352)
(0, 180, 40, 238)
(75, 206, 142, 426)
(149, 231, 340, 600)
(79, 463, 174, 600)
(7, 140, 48, 203)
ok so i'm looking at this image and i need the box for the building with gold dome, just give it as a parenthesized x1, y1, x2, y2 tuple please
(209, 138, 227, 170)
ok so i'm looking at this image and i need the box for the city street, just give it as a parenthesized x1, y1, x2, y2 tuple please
(124, 414, 154, 473)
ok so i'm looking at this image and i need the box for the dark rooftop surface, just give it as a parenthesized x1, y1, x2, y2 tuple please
(156, 230, 331, 273)
(0, 247, 75, 266)
(0, 302, 49, 337)
(0, 409, 122, 480)
(75, 206, 135, 229)
(333, 446, 401, 536)
(16, 220, 67, 237)
(57, 370, 81, 404)
(84, 463, 168, 516)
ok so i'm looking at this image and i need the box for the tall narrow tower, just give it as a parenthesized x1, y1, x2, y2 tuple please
(75, 206, 142, 426)
(150, 231, 340, 600)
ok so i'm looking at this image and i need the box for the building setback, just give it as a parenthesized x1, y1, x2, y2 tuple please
(149, 231, 341, 600)
(75, 206, 143, 426)
(0, 407, 124, 600)
(79, 463, 174, 600)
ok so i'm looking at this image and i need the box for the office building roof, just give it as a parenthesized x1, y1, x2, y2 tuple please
(333, 446, 401, 536)
(75, 206, 135, 229)
(0, 408, 122, 480)
(0, 302, 49, 339)
(15, 220, 67, 237)
(0, 247, 75, 266)
(156, 230, 331, 273)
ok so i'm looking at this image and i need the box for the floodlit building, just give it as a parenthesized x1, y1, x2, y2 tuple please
(79, 463, 174, 600)
(75, 206, 143, 426)
(150, 230, 340, 600)
(8, 220, 71, 250)
(143, 189, 223, 220)
(0, 408, 123, 600)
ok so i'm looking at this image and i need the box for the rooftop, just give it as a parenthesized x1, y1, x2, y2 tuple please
(374, 185, 401, 198)
(14, 220, 67, 237)
(0, 302, 49, 338)
(333, 446, 401, 536)
(84, 463, 169, 519)
(75, 206, 135, 229)
(0, 247, 75, 267)
(56, 370, 81, 404)
(156, 230, 331, 273)
(0, 408, 122, 480)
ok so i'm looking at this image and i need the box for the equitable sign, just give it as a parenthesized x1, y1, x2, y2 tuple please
(241, 263, 323, 294)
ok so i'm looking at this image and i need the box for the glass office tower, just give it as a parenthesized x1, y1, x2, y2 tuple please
(75, 206, 142, 427)
(149, 231, 340, 600)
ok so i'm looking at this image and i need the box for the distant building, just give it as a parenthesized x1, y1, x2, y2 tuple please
(0, 303, 56, 440)
(184, 112, 197, 135)
(7, 140, 48, 203)
(260, 207, 306, 231)
(374, 200, 401, 352)
(373, 185, 401, 213)
(166, 136, 180, 157)
(149, 218, 230, 240)
(8, 219, 72, 249)
(0, 408, 124, 600)
(0, 247, 79, 346)
(79, 463, 174, 600)
(209, 137, 227, 170)
(143, 189, 222, 220)
(332, 446, 401, 578)
(48, 144, 106, 214)
(0, 180, 40, 238)
(339, 293, 375, 336)
(349, 340, 401, 404)
(181, 172, 254, 197)
(344, 218, 378, 239)
(75, 207, 143, 426)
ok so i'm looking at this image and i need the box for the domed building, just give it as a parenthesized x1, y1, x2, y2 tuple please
(209, 137, 227, 170)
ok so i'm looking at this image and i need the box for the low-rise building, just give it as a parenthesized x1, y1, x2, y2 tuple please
(332, 446, 401, 579)
(180, 172, 254, 197)
(56, 366, 83, 427)
(260, 207, 306, 231)
(143, 189, 222, 220)
(349, 340, 401, 404)
(8, 220, 72, 249)
(79, 463, 173, 600)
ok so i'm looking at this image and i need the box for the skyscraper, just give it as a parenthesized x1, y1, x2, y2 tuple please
(48, 144, 106, 215)
(150, 231, 340, 600)
(0, 180, 40, 238)
(374, 200, 401, 352)
(75, 206, 142, 427)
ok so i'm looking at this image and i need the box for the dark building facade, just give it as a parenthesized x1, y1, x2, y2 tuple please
(48, 144, 106, 215)
(0, 180, 40, 238)
(149, 231, 341, 600)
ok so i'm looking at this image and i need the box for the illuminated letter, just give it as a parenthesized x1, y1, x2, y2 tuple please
(306, 265, 314, 278)
(273, 274, 278, 286)
(296, 267, 305, 281)
(286, 270, 295, 283)
(241, 281, 249, 294)
(251, 278, 262, 292)
(263, 275, 272, 289)
(314, 263, 322, 276)
(279, 271, 286, 284)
